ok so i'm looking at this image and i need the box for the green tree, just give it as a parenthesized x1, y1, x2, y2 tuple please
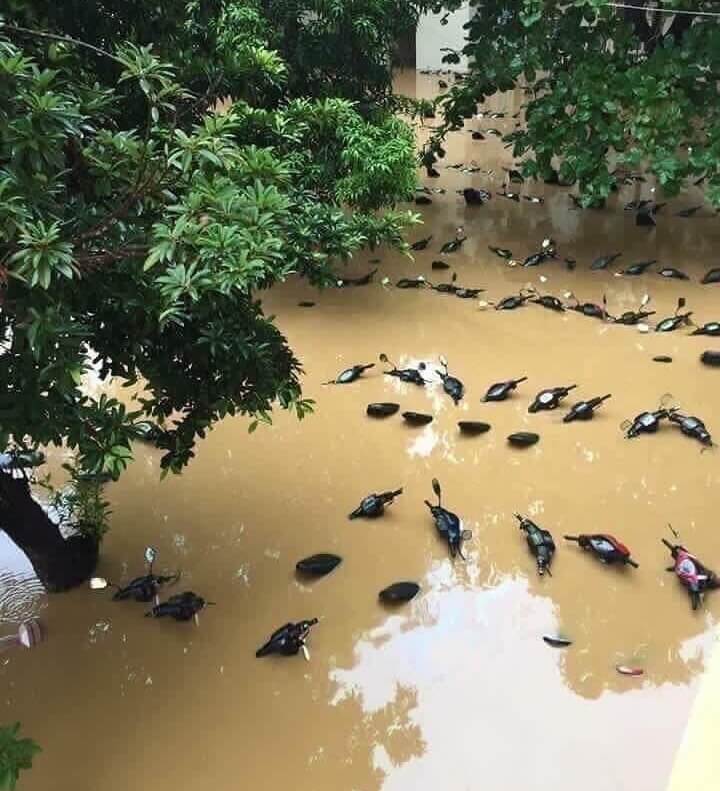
(433, 0, 720, 206)
(0, 724, 40, 791)
(0, 1, 433, 590)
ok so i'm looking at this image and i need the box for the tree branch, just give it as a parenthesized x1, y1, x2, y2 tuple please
(0, 22, 119, 62)
(75, 245, 149, 269)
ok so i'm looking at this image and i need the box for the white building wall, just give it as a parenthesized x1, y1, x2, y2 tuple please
(416, 2, 471, 72)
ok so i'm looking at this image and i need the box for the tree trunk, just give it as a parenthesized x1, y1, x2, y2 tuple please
(0, 472, 98, 592)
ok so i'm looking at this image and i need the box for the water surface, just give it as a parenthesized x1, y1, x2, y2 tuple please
(2, 71, 720, 791)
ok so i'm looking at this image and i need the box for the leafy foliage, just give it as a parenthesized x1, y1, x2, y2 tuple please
(0, 724, 40, 791)
(0, 0, 426, 528)
(434, 0, 720, 206)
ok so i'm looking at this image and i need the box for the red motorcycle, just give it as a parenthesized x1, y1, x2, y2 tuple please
(662, 539, 719, 610)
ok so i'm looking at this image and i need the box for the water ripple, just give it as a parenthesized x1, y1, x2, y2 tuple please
(0, 569, 46, 625)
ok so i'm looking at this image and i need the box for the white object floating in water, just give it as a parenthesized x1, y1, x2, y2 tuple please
(90, 576, 108, 590)
(0, 619, 46, 651)
(616, 664, 644, 676)
(18, 619, 45, 648)
(302, 644, 310, 661)
(539, 275, 548, 283)
(637, 323, 650, 333)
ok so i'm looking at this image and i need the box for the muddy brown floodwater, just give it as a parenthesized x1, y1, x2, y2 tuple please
(3, 71, 720, 791)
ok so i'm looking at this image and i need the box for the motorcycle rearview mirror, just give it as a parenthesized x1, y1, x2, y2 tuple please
(439, 355, 448, 368)
(144, 546, 157, 567)
(677, 297, 686, 312)
(90, 577, 109, 590)
(461, 529, 472, 541)
(640, 293, 651, 307)
(379, 353, 389, 363)
(432, 478, 442, 499)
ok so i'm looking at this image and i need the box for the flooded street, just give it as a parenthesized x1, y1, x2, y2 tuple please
(3, 71, 720, 790)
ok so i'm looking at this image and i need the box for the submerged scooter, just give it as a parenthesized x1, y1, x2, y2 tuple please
(424, 478, 471, 559)
(349, 488, 403, 519)
(90, 546, 180, 604)
(379, 353, 428, 386)
(667, 409, 714, 449)
(514, 513, 555, 576)
(662, 539, 719, 610)
(145, 591, 212, 622)
(564, 534, 638, 567)
(256, 619, 319, 660)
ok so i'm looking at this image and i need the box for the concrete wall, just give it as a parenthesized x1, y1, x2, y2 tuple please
(416, 2, 471, 72)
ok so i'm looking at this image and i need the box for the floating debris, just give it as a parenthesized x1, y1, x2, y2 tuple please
(616, 665, 644, 677)
(542, 635, 572, 648)
(0, 620, 46, 652)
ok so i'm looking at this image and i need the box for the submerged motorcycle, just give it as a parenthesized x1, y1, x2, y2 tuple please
(662, 539, 719, 610)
